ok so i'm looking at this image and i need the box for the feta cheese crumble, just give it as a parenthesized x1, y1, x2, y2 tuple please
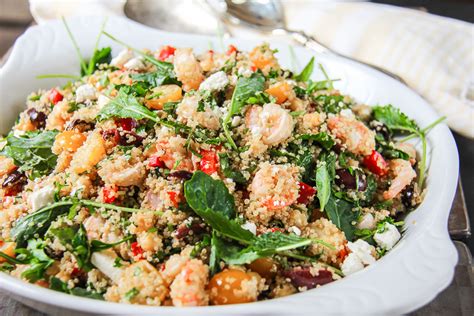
(341, 253, 364, 276)
(110, 49, 133, 68)
(29, 185, 55, 211)
(241, 221, 257, 235)
(347, 239, 376, 265)
(75, 84, 97, 103)
(199, 71, 229, 92)
(374, 223, 401, 250)
(124, 57, 145, 71)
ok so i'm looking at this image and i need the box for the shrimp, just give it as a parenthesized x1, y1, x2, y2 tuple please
(98, 157, 146, 187)
(170, 259, 209, 307)
(327, 115, 375, 156)
(155, 136, 194, 171)
(173, 48, 204, 91)
(0, 156, 15, 178)
(175, 95, 221, 130)
(249, 163, 299, 210)
(45, 101, 73, 131)
(245, 104, 294, 146)
(160, 253, 189, 285)
(383, 159, 416, 200)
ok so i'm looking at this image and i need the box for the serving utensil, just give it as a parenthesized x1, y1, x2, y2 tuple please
(207, 0, 405, 82)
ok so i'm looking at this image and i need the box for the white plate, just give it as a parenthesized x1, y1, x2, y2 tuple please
(0, 16, 459, 315)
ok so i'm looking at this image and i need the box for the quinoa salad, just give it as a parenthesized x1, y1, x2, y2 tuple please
(0, 29, 442, 306)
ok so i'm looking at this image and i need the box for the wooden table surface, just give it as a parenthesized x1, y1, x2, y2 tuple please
(0, 0, 472, 315)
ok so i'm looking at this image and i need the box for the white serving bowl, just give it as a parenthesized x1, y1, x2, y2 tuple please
(0, 16, 459, 315)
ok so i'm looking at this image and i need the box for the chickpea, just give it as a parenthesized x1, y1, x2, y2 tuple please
(145, 85, 182, 110)
(208, 269, 260, 305)
(247, 257, 278, 279)
(53, 130, 87, 154)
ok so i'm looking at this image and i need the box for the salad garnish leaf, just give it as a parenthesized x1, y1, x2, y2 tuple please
(316, 161, 331, 212)
(222, 73, 265, 149)
(325, 196, 359, 241)
(298, 132, 335, 150)
(1, 130, 58, 179)
(294, 57, 314, 82)
(97, 89, 158, 122)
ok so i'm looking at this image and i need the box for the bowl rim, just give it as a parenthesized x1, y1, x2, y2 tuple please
(0, 15, 459, 315)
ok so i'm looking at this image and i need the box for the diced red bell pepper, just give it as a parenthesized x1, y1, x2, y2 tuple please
(49, 88, 63, 105)
(116, 118, 136, 131)
(103, 186, 118, 203)
(167, 191, 180, 208)
(148, 155, 165, 168)
(226, 45, 237, 55)
(297, 182, 317, 204)
(250, 65, 257, 72)
(158, 45, 176, 61)
(131, 242, 144, 258)
(363, 150, 388, 176)
(338, 245, 349, 262)
(199, 149, 219, 175)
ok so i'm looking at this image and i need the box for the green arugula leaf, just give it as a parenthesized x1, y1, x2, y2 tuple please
(325, 196, 359, 241)
(19, 240, 54, 282)
(131, 71, 180, 87)
(298, 132, 335, 150)
(223, 73, 265, 149)
(294, 57, 315, 82)
(184, 170, 236, 219)
(50, 225, 91, 270)
(373, 105, 419, 134)
(97, 89, 158, 122)
(90, 235, 133, 252)
(313, 94, 348, 114)
(114, 81, 150, 97)
(1, 130, 58, 179)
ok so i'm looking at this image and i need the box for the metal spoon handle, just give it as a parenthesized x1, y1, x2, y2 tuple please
(288, 29, 405, 83)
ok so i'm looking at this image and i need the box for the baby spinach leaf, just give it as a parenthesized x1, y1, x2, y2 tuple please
(294, 57, 315, 82)
(184, 170, 236, 219)
(50, 277, 104, 300)
(11, 201, 72, 247)
(325, 196, 359, 241)
(97, 89, 158, 122)
(316, 162, 331, 212)
(299, 132, 335, 150)
(218, 153, 246, 184)
(1, 130, 58, 179)
(84, 47, 112, 76)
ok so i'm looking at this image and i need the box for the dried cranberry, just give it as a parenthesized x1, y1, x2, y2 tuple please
(174, 221, 206, 239)
(168, 170, 193, 180)
(283, 268, 333, 289)
(401, 185, 414, 208)
(66, 119, 95, 132)
(2, 170, 27, 196)
(335, 169, 367, 191)
(116, 118, 137, 131)
(27, 108, 47, 129)
(102, 129, 120, 144)
(118, 131, 143, 146)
